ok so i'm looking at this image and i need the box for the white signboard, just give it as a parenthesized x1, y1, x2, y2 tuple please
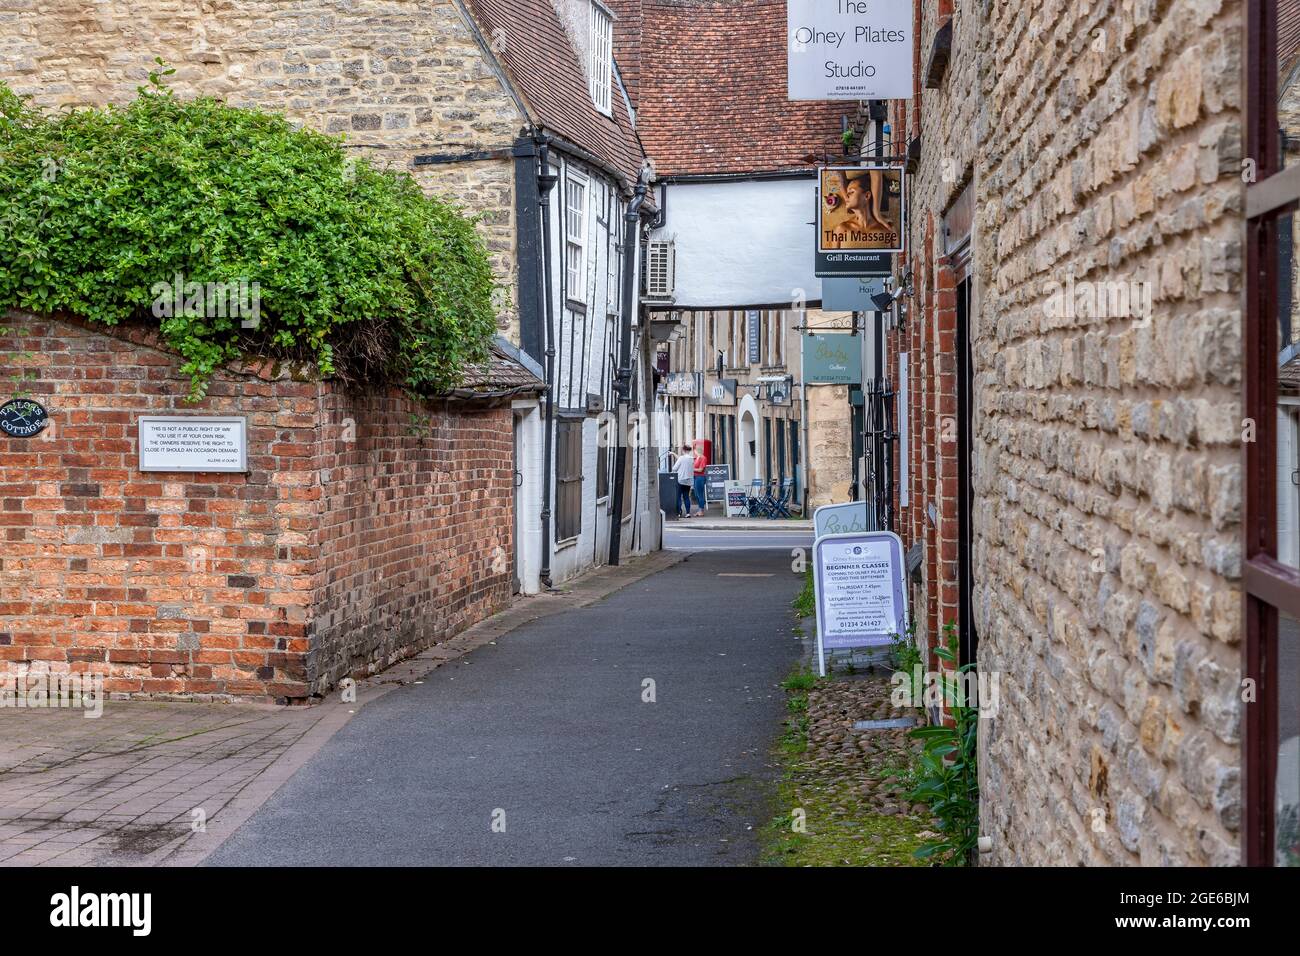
(787, 0, 914, 101)
(812, 530, 908, 676)
(813, 501, 869, 538)
(138, 416, 247, 473)
(724, 480, 749, 518)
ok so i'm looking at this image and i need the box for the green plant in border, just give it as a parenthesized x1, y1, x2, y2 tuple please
(905, 621, 979, 865)
(891, 621, 923, 704)
(792, 566, 815, 617)
(0, 63, 499, 400)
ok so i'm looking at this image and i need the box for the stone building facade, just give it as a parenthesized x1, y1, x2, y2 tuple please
(0, 311, 537, 702)
(876, 0, 1246, 864)
(0, 0, 524, 336)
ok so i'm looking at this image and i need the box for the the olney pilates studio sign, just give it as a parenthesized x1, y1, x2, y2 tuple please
(787, 0, 913, 101)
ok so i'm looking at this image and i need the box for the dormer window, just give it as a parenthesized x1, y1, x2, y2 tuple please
(589, 2, 613, 116)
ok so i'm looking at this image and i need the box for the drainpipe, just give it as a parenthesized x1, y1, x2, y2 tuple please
(607, 166, 651, 566)
(537, 138, 559, 589)
(800, 333, 810, 514)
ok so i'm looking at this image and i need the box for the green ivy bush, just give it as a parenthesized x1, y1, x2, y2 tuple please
(0, 65, 499, 399)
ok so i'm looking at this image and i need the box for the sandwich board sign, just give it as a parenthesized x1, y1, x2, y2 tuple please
(812, 530, 907, 676)
(724, 480, 749, 518)
(813, 501, 869, 538)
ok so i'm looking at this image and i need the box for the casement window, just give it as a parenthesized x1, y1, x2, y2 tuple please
(555, 419, 583, 541)
(1243, 0, 1300, 867)
(589, 2, 613, 116)
(565, 173, 588, 303)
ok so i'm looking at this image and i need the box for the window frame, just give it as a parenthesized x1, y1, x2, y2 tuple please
(1244, 0, 1300, 867)
(589, 1, 614, 117)
(555, 418, 584, 542)
(565, 170, 589, 305)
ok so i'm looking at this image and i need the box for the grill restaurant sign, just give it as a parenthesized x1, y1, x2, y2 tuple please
(816, 165, 905, 276)
(787, 0, 913, 101)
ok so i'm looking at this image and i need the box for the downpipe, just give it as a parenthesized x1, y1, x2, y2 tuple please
(607, 166, 651, 566)
(537, 138, 558, 589)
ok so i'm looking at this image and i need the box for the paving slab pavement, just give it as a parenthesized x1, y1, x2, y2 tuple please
(0, 549, 686, 867)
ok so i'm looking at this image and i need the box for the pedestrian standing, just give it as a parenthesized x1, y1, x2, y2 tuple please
(691, 441, 709, 514)
(671, 444, 695, 517)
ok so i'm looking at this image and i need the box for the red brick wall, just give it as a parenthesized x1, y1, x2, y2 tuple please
(310, 391, 514, 695)
(0, 312, 514, 703)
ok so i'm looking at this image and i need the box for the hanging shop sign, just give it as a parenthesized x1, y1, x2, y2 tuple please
(816, 165, 904, 277)
(703, 377, 737, 406)
(787, 0, 914, 101)
(821, 276, 886, 311)
(0, 398, 49, 438)
(747, 310, 762, 365)
(812, 530, 908, 676)
(138, 416, 247, 473)
(813, 501, 869, 538)
(802, 333, 862, 385)
(757, 375, 793, 406)
(665, 372, 698, 397)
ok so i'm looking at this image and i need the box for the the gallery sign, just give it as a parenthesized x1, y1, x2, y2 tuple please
(802, 333, 862, 385)
(787, 0, 914, 101)
(816, 164, 904, 277)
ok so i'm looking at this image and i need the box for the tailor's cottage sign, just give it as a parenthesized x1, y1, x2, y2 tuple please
(787, 0, 914, 101)
(0, 398, 49, 438)
(138, 416, 248, 473)
(802, 333, 862, 385)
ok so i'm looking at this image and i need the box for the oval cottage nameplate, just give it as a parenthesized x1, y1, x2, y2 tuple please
(0, 398, 50, 438)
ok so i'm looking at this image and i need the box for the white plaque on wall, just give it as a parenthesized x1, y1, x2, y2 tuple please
(138, 416, 248, 473)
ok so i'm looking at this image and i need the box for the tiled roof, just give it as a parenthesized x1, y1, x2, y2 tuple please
(627, 0, 852, 177)
(465, 0, 647, 190)
(1283, 0, 1300, 73)
(605, 0, 644, 102)
(445, 340, 547, 402)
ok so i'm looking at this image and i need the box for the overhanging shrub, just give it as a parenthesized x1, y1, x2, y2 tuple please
(0, 65, 499, 399)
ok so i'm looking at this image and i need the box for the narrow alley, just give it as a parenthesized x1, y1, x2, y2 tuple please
(205, 549, 804, 867)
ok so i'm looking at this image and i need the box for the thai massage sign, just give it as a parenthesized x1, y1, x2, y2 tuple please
(138, 416, 247, 473)
(816, 164, 905, 276)
(787, 0, 913, 101)
(812, 530, 908, 676)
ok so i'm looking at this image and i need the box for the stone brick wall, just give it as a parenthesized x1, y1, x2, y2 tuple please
(0, 311, 514, 702)
(1, 0, 525, 335)
(889, 0, 1245, 865)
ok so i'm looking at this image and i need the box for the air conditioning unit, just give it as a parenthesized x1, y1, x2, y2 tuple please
(642, 240, 675, 300)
